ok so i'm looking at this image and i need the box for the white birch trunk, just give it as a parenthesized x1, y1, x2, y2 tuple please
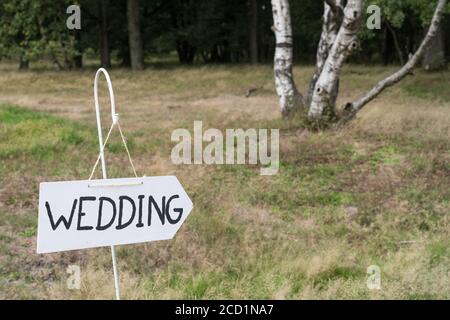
(341, 0, 447, 122)
(271, 0, 303, 117)
(309, 0, 362, 119)
(306, 1, 343, 105)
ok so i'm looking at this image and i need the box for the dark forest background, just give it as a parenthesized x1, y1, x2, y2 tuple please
(0, 0, 449, 70)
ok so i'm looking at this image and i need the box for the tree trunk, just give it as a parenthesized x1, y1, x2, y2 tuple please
(127, 0, 144, 70)
(307, 0, 343, 106)
(422, 23, 446, 71)
(176, 41, 196, 64)
(98, 0, 111, 68)
(119, 43, 131, 67)
(309, 0, 362, 120)
(249, 0, 259, 64)
(382, 25, 389, 65)
(386, 22, 405, 65)
(271, 0, 303, 117)
(73, 29, 83, 69)
(19, 57, 29, 70)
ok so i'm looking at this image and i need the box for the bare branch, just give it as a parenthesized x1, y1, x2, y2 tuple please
(341, 0, 447, 123)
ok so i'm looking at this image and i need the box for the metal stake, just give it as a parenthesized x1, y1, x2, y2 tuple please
(93, 68, 120, 300)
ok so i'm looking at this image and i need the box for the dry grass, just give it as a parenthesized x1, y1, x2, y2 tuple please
(0, 61, 449, 299)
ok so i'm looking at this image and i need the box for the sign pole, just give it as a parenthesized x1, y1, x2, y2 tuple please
(94, 68, 121, 300)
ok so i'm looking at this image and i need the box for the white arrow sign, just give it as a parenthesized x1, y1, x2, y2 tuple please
(37, 176, 193, 254)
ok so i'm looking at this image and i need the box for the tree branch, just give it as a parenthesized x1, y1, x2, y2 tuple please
(341, 0, 447, 123)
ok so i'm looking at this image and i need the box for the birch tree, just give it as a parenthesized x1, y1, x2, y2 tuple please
(271, 0, 304, 117)
(270, 0, 448, 124)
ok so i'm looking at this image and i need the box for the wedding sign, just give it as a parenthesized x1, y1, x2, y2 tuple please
(37, 176, 193, 254)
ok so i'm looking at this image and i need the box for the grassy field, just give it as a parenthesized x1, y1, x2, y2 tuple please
(0, 61, 449, 299)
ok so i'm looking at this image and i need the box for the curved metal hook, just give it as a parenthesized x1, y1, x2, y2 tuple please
(93, 68, 119, 180)
(94, 68, 118, 125)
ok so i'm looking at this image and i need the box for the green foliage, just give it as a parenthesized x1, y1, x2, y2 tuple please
(0, 0, 447, 66)
(368, 0, 448, 28)
(0, 0, 79, 66)
(357, 0, 450, 64)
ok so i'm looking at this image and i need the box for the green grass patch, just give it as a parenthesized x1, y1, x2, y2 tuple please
(18, 227, 37, 238)
(428, 241, 450, 267)
(0, 105, 96, 161)
(370, 145, 402, 166)
(311, 266, 364, 291)
(403, 75, 450, 102)
(0, 211, 36, 231)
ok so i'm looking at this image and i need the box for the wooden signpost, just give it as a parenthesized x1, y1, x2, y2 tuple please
(36, 68, 193, 300)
